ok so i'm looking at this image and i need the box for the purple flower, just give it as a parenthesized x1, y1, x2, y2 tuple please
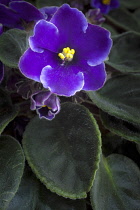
(19, 4, 112, 97)
(86, 9, 105, 25)
(39, 6, 58, 21)
(30, 90, 60, 120)
(91, 0, 120, 14)
(0, 0, 44, 29)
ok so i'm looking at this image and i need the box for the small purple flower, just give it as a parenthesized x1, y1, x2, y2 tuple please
(31, 90, 60, 120)
(19, 4, 112, 97)
(91, 0, 120, 14)
(86, 9, 105, 25)
(39, 6, 58, 21)
(0, 0, 44, 29)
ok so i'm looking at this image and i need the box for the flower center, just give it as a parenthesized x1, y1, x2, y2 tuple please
(102, 0, 111, 5)
(58, 47, 75, 62)
(42, 105, 51, 109)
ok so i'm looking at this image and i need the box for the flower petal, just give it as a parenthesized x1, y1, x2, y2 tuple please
(30, 90, 52, 109)
(9, 1, 44, 22)
(50, 4, 88, 48)
(0, 4, 22, 29)
(29, 20, 60, 53)
(40, 65, 84, 96)
(75, 23, 112, 66)
(39, 6, 58, 21)
(19, 48, 58, 82)
(82, 63, 106, 91)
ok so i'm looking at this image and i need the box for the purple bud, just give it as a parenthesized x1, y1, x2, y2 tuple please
(30, 90, 60, 120)
(86, 9, 105, 25)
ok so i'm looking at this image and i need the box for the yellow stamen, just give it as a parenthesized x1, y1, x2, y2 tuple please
(58, 53, 65, 60)
(42, 105, 47, 107)
(58, 47, 76, 61)
(42, 105, 51, 109)
(102, 0, 111, 5)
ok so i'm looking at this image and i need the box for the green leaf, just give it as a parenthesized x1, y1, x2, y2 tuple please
(90, 154, 140, 210)
(106, 32, 140, 72)
(120, 0, 140, 9)
(133, 8, 140, 20)
(0, 88, 19, 134)
(8, 167, 86, 210)
(23, 103, 101, 199)
(0, 29, 28, 68)
(0, 135, 25, 210)
(88, 74, 140, 124)
(102, 23, 118, 36)
(36, 0, 69, 8)
(100, 110, 140, 144)
(107, 8, 140, 33)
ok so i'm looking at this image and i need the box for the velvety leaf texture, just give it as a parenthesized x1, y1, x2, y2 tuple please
(100, 110, 140, 143)
(23, 102, 101, 199)
(8, 167, 86, 210)
(0, 29, 28, 68)
(36, 0, 68, 7)
(90, 154, 140, 210)
(120, 0, 140, 9)
(106, 32, 140, 72)
(107, 8, 140, 33)
(88, 74, 140, 124)
(0, 135, 25, 210)
(0, 88, 19, 134)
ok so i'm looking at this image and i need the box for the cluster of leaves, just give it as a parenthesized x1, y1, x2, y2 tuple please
(0, 0, 140, 209)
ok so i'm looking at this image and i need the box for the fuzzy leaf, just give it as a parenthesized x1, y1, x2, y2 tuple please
(106, 32, 140, 72)
(8, 167, 86, 210)
(0, 29, 28, 68)
(100, 110, 140, 143)
(107, 8, 140, 33)
(88, 74, 140, 124)
(0, 135, 25, 210)
(90, 154, 140, 210)
(23, 103, 101, 199)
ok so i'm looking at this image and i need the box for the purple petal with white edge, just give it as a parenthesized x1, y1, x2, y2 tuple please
(9, 1, 44, 22)
(44, 94, 60, 113)
(29, 20, 60, 53)
(19, 48, 58, 82)
(0, 61, 4, 83)
(50, 4, 88, 49)
(39, 6, 58, 21)
(82, 63, 106, 91)
(30, 90, 52, 110)
(37, 106, 55, 120)
(75, 23, 112, 66)
(31, 90, 60, 120)
(40, 65, 84, 96)
(0, 4, 22, 29)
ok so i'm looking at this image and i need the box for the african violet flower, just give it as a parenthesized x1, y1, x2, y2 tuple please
(0, 0, 44, 29)
(19, 4, 112, 97)
(91, 0, 120, 14)
(86, 9, 105, 25)
(30, 90, 60, 120)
